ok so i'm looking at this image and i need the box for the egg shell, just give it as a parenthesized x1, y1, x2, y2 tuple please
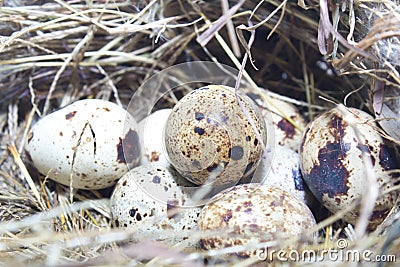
(199, 184, 316, 258)
(242, 87, 307, 152)
(110, 164, 202, 246)
(138, 109, 172, 167)
(300, 106, 400, 228)
(165, 85, 267, 186)
(252, 146, 308, 204)
(25, 99, 140, 190)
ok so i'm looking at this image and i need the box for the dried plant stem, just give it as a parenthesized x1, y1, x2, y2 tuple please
(8, 144, 45, 210)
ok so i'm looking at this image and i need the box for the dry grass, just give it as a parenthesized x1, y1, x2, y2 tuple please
(0, 0, 399, 266)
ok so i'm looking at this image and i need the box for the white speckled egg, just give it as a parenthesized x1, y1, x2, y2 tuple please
(164, 85, 267, 186)
(243, 87, 307, 151)
(25, 99, 140, 190)
(199, 184, 316, 258)
(110, 164, 201, 246)
(252, 146, 308, 203)
(300, 105, 400, 228)
(138, 109, 172, 167)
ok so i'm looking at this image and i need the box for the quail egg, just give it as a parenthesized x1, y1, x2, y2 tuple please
(243, 87, 307, 151)
(199, 184, 316, 258)
(25, 99, 140, 189)
(138, 109, 172, 167)
(110, 164, 201, 246)
(300, 105, 400, 228)
(251, 146, 309, 204)
(164, 85, 267, 186)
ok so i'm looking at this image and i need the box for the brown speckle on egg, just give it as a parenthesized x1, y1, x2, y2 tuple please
(65, 111, 77, 120)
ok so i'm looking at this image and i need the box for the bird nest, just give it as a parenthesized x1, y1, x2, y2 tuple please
(0, 0, 399, 266)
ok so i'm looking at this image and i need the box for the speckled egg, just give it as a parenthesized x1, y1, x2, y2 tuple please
(138, 109, 172, 167)
(243, 87, 307, 151)
(110, 164, 201, 246)
(25, 99, 140, 189)
(252, 146, 309, 204)
(199, 184, 316, 258)
(300, 105, 400, 228)
(164, 85, 267, 186)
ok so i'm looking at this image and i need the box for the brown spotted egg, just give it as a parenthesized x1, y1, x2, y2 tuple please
(25, 99, 140, 189)
(300, 105, 400, 228)
(243, 87, 307, 151)
(110, 164, 201, 246)
(199, 184, 316, 258)
(164, 85, 267, 186)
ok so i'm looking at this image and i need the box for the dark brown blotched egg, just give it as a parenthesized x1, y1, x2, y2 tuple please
(300, 105, 400, 228)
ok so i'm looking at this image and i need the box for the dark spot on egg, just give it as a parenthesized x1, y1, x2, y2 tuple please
(222, 209, 233, 223)
(330, 114, 347, 139)
(243, 201, 253, 207)
(129, 208, 137, 217)
(334, 197, 341, 205)
(246, 136, 251, 141)
(229, 146, 244, 160)
(253, 139, 259, 146)
(152, 175, 161, 184)
(194, 127, 205, 135)
(149, 151, 160, 162)
(136, 213, 142, 221)
(304, 113, 353, 200)
(195, 112, 205, 121)
(65, 111, 77, 120)
(59, 131, 63, 137)
(379, 143, 400, 172)
(117, 129, 140, 164)
(307, 141, 351, 201)
(277, 117, 295, 139)
(103, 107, 110, 112)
